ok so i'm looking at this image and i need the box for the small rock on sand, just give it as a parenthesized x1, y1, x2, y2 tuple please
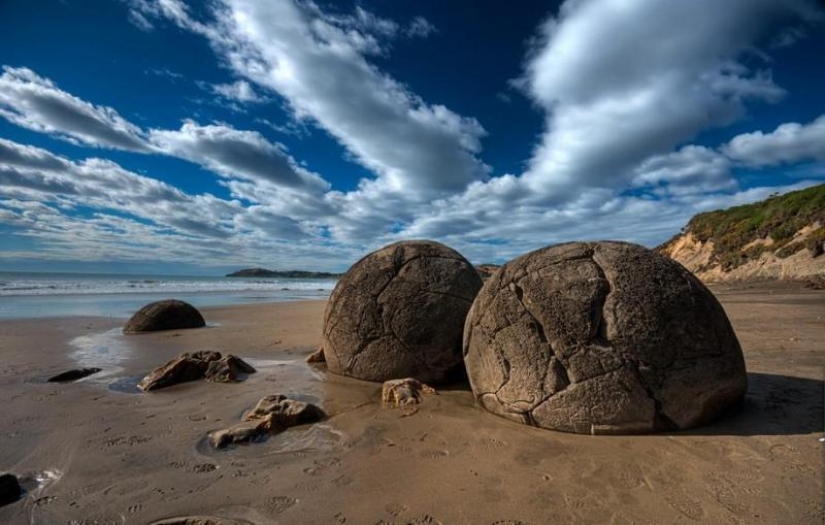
(209, 394, 325, 449)
(382, 378, 437, 407)
(0, 472, 21, 507)
(306, 345, 325, 363)
(47, 367, 101, 382)
(204, 355, 256, 383)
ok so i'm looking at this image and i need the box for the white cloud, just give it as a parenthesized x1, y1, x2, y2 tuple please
(723, 115, 825, 166)
(154, 0, 490, 202)
(0, 66, 151, 151)
(148, 120, 329, 192)
(515, 0, 815, 196)
(210, 79, 269, 103)
(406, 17, 437, 39)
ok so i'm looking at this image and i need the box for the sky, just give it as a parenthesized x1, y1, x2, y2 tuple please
(0, 0, 824, 275)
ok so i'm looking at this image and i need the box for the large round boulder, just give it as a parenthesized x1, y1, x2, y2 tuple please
(463, 241, 747, 434)
(123, 299, 206, 334)
(323, 240, 483, 383)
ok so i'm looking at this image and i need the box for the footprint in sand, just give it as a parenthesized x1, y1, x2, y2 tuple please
(665, 492, 706, 521)
(418, 449, 450, 460)
(385, 503, 408, 517)
(406, 516, 443, 525)
(266, 495, 297, 513)
(302, 457, 342, 476)
(189, 463, 217, 473)
(480, 437, 507, 450)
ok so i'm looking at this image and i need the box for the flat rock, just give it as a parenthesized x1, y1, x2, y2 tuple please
(323, 240, 482, 384)
(210, 394, 325, 449)
(138, 351, 221, 391)
(464, 241, 747, 434)
(0, 473, 21, 507)
(243, 394, 325, 428)
(382, 378, 437, 407)
(209, 420, 269, 449)
(204, 355, 256, 383)
(123, 299, 205, 334)
(47, 367, 101, 382)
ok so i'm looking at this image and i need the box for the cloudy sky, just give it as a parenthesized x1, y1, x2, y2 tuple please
(1, 0, 824, 275)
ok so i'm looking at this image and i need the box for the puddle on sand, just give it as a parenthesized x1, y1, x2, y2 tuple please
(107, 374, 144, 394)
(67, 328, 151, 394)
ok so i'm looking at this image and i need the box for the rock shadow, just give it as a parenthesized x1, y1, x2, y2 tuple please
(683, 372, 823, 436)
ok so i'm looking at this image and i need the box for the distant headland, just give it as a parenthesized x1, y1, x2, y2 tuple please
(226, 268, 343, 279)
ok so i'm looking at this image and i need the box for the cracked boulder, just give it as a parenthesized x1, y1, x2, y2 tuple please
(123, 299, 206, 334)
(463, 241, 747, 434)
(323, 240, 483, 383)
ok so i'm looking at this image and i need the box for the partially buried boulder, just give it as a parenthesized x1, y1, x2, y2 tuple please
(381, 378, 437, 407)
(323, 240, 482, 384)
(209, 394, 325, 448)
(138, 351, 254, 391)
(123, 299, 205, 334)
(463, 241, 747, 435)
(0, 473, 21, 507)
(204, 355, 256, 383)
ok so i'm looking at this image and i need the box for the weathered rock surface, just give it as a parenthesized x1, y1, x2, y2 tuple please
(0, 473, 21, 507)
(204, 355, 256, 383)
(464, 241, 747, 434)
(47, 367, 101, 382)
(123, 299, 206, 334)
(138, 351, 253, 391)
(323, 240, 483, 384)
(209, 394, 325, 449)
(382, 378, 437, 407)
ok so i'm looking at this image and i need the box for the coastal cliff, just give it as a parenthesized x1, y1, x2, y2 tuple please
(658, 184, 825, 282)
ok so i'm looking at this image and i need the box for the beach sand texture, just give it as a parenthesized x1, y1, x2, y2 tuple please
(0, 284, 822, 524)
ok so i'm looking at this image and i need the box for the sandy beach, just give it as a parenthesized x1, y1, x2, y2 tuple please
(0, 284, 822, 525)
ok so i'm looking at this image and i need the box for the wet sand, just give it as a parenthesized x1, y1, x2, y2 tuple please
(0, 285, 822, 524)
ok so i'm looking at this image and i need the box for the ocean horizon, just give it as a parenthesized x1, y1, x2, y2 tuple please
(0, 271, 336, 320)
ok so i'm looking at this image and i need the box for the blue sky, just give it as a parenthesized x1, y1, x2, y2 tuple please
(0, 0, 823, 275)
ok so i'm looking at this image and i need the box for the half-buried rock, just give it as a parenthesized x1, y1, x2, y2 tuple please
(123, 299, 205, 334)
(139, 351, 254, 391)
(463, 241, 747, 435)
(323, 240, 483, 383)
(209, 394, 325, 449)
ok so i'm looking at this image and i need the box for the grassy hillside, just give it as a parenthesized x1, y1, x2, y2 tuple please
(663, 184, 825, 271)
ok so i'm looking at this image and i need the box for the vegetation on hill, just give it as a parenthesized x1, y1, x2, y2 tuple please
(661, 184, 825, 271)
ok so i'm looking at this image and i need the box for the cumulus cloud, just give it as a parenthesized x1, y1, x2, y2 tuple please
(150, 0, 490, 202)
(0, 65, 332, 199)
(723, 115, 825, 166)
(0, 66, 151, 152)
(0, 138, 347, 267)
(149, 120, 330, 192)
(516, 0, 816, 196)
(4, 0, 825, 270)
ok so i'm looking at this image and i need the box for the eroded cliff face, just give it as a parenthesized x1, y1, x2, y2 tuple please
(659, 223, 824, 282)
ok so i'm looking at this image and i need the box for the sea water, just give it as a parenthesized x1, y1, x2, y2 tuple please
(0, 271, 335, 319)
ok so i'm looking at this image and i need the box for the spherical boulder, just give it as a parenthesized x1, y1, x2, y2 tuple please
(463, 241, 747, 434)
(123, 299, 206, 334)
(323, 240, 483, 383)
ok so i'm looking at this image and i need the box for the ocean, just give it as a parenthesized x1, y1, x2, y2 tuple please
(0, 271, 336, 320)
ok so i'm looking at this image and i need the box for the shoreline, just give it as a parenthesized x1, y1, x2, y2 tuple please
(0, 286, 822, 524)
